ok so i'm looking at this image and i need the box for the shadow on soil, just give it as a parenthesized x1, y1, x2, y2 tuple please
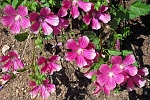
(122, 13, 150, 100)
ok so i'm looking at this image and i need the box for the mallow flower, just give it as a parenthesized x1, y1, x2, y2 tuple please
(111, 54, 138, 76)
(51, 8, 69, 35)
(65, 36, 96, 68)
(62, 0, 92, 19)
(37, 55, 62, 75)
(0, 50, 24, 73)
(1, 5, 30, 34)
(28, 79, 56, 99)
(97, 64, 124, 90)
(83, 4, 111, 30)
(123, 67, 149, 91)
(29, 7, 59, 35)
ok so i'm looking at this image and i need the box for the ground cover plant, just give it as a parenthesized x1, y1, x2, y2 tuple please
(0, 0, 150, 99)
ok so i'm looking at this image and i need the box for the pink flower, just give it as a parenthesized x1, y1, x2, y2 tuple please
(51, 8, 69, 35)
(84, 70, 97, 79)
(29, 7, 59, 35)
(0, 50, 24, 73)
(94, 81, 111, 95)
(83, 4, 111, 30)
(37, 55, 62, 75)
(121, 67, 148, 91)
(115, 39, 120, 51)
(126, 75, 146, 91)
(65, 36, 96, 68)
(97, 64, 124, 90)
(1, 5, 30, 34)
(62, 0, 92, 19)
(28, 79, 56, 99)
(0, 74, 12, 85)
(111, 54, 137, 76)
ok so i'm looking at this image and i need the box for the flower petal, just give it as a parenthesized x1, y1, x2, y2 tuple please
(78, 36, 89, 49)
(0, 56, 10, 62)
(3, 5, 17, 15)
(49, 55, 60, 62)
(66, 39, 78, 50)
(124, 65, 138, 76)
(105, 78, 116, 90)
(17, 6, 28, 16)
(10, 20, 20, 34)
(92, 17, 101, 30)
(76, 55, 87, 68)
(94, 82, 101, 95)
(40, 85, 50, 99)
(41, 22, 53, 35)
(99, 5, 108, 12)
(114, 74, 124, 84)
(40, 7, 51, 17)
(2, 59, 12, 72)
(57, 7, 67, 17)
(1, 16, 15, 26)
(112, 64, 122, 74)
(30, 21, 40, 34)
(46, 84, 56, 93)
(99, 64, 111, 74)
(70, 5, 80, 19)
(83, 49, 96, 60)
(83, 14, 91, 25)
(65, 52, 77, 61)
(62, 1, 72, 10)
(30, 86, 40, 99)
(133, 75, 146, 88)
(99, 14, 111, 23)
(59, 18, 69, 28)
(9, 50, 18, 58)
(51, 26, 61, 35)
(111, 56, 122, 64)
(21, 17, 30, 29)
(138, 67, 149, 76)
(122, 54, 136, 66)
(28, 80, 36, 87)
(97, 74, 108, 86)
(41, 64, 48, 74)
(45, 15, 59, 26)
(29, 12, 39, 22)
(84, 70, 96, 79)
(38, 57, 47, 65)
(127, 77, 135, 91)
(50, 62, 62, 72)
(78, 1, 91, 12)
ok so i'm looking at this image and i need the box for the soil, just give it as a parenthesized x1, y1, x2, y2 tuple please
(1, 3, 150, 100)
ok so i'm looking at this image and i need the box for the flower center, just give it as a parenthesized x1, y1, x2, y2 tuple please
(38, 16, 45, 23)
(77, 48, 83, 55)
(15, 15, 21, 21)
(108, 72, 114, 78)
(72, 0, 78, 5)
(120, 64, 124, 69)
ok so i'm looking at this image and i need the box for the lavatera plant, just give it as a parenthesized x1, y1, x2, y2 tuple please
(0, 0, 150, 99)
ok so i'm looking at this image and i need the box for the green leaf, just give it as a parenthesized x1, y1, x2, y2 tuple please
(132, 62, 138, 67)
(12, 0, 18, 8)
(84, 31, 96, 41)
(15, 33, 29, 42)
(91, 75, 97, 82)
(17, 68, 27, 72)
(35, 38, 43, 49)
(129, 0, 150, 19)
(90, 57, 104, 71)
(108, 49, 122, 55)
(122, 50, 133, 56)
(93, 37, 100, 46)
